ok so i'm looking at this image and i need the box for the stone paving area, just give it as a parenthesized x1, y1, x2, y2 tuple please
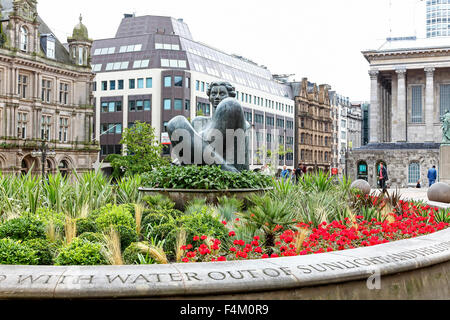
(372, 188, 450, 209)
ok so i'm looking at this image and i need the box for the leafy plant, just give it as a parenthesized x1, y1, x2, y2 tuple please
(216, 196, 243, 222)
(0, 216, 46, 241)
(23, 239, 58, 265)
(239, 195, 297, 249)
(54, 238, 108, 266)
(108, 121, 169, 178)
(0, 239, 39, 265)
(142, 165, 272, 190)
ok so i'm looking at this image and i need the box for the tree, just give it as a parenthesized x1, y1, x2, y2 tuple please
(107, 121, 169, 178)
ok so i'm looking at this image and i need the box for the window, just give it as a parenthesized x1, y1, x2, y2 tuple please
(255, 114, 264, 124)
(411, 86, 423, 123)
(108, 102, 115, 113)
(92, 64, 102, 72)
(266, 117, 274, 127)
(267, 133, 272, 143)
(129, 79, 135, 89)
(408, 162, 421, 184)
(18, 75, 28, 99)
(78, 47, 84, 65)
(115, 101, 122, 112)
(164, 76, 172, 87)
(440, 84, 450, 117)
(245, 112, 252, 123)
(102, 101, 122, 113)
(164, 99, 171, 110)
(129, 100, 136, 112)
(201, 82, 205, 92)
(101, 81, 107, 91)
(17, 112, 28, 139)
(133, 60, 149, 68)
(118, 80, 124, 90)
(146, 78, 152, 88)
(144, 100, 151, 111)
(174, 99, 183, 111)
(41, 115, 51, 140)
(186, 78, 190, 88)
(196, 80, 200, 91)
(185, 100, 190, 111)
(137, 78, 144, 89)
(115, 124, 122, 135)
(46, 37, 55, 59)
(110, 80, 116, 91)
(136, 100, 144, 111)
(59, 117, 69, 143)
(59, 83, 69, 105)
(20, 26, 28, 52)
(174, 76, 183, 87)
(41, 80, 51, 103)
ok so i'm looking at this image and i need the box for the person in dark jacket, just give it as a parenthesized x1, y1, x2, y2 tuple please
(378, 163, 388, 193)
(428, 166, 437, 187)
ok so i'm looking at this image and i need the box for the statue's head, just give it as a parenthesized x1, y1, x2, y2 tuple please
(207, 82, 236, 109)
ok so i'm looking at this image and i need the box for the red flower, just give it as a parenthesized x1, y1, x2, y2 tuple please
(271, 253, 279, 258)
(254, 236, 260, 241)
(222, 221, 227, 225)
(182, 258, 189, 263)
(218, 256, 227, 262)
(230, 247, 237, 252)
(229, 231, 236, 237)
(201, 235, 207, 241)
(193, 236, 200, 241)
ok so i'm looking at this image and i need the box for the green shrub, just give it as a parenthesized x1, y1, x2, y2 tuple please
(143, 194, 176, 210)
(141, 208, 183, 227)
(0, 217, 46, 241)
(76, 217, 98, 235)
(94, 204, 138, 250)
(179, 210, 228, 245)
(23, 239, 58, 265)
(54, 238, 108, 266)
(145, 208, 227, 256)
(0, 239, 39, 265)
(141, 165, 272, 190)
(34, 208, 65, 230)
(78, 232, 104, 243)
(123, 242, 155, 265)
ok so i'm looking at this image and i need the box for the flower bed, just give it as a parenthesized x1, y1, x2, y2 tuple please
(180, 199, 450, 263)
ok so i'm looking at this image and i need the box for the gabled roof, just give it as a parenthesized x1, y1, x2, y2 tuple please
(0, 0, 72, 65)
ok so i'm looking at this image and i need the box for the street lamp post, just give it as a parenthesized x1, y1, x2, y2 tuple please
(32, 132, 56, 180)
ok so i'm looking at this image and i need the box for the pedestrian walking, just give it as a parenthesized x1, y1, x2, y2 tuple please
(428, 166, 437, 187)
(378, 163, 388, 193)
(281, 166, 290, 181)
(295, 163, 303, 183)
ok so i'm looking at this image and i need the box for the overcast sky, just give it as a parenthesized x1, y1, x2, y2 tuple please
(38, 0, 427, 102)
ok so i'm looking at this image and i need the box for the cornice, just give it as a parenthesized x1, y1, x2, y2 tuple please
(0, 50, 93, 78)
(363, 47, 450, 62)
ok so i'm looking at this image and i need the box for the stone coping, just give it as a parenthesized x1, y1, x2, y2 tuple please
(1, 227, 450, 299)
(138, 187, 273, 193)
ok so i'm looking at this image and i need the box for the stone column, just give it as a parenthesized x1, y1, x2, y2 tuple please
(395, 68, 407, 142)
(369, 70, 379, 144)
(425, 67, 435, 142)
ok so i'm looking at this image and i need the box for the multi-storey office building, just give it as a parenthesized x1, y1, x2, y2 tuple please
(291, 78, 333, 173)
(92, 14, 295, 171)
(426, 0, 450, 38)
(0, 0, 97, 175)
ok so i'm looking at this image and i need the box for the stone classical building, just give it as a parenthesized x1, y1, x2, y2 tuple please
(291, 78, 332, 172)
(349, 39, 448, 187)
(0, 0, 97, 175)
